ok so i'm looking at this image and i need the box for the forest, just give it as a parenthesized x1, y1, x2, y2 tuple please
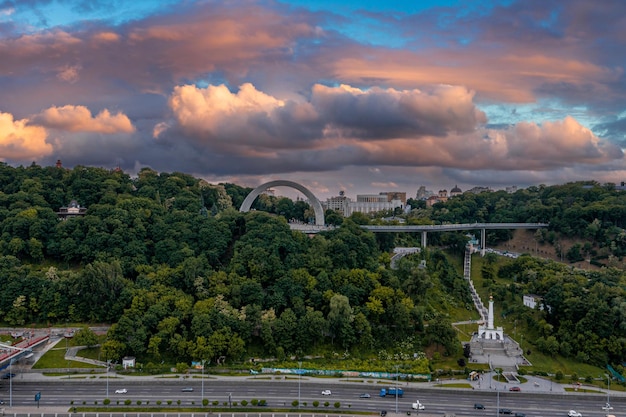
(2, 162, 626, 374)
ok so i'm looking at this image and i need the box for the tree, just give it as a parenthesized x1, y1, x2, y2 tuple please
(327, 294, 355, 348)
(73, 326, 98, 347)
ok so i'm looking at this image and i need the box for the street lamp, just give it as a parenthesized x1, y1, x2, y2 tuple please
(106, 360, 111, 398)
(495, 369, 500, 417)
(488, 354, 491, 389)
(9, 359, 13, 408)
(395, 365, 399, 414)
(298, 361, 302, 409)
(201, 360, 205, 405)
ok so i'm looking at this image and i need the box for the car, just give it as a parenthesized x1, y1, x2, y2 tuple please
(602, 403, 614, 411)
(181, 387, 194, 392)
(499, 409, 513, 415)
(359, 393, 371, 398)
(0, 400, 4, 405)
(411, 400, 425, 410)
(568, 411, 582, 417)
(380, 411, 387, 417)
(322, 390, 332, 396)
(509, 386, 521, 391)
(474, 403, 485, 409)
(514, 413, 526, 417)
(1, 373, 15, 379)
(115, 389, 127, 394)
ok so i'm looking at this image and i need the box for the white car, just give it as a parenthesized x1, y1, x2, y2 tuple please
(321, 390, 332, 396)
(115, 389, 127, 394)
(568, 411, 582, 417)
(412, 400, 425, 410)
(602, 404, 613, 411)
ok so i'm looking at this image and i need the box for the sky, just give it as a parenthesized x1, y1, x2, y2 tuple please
(1, 0, 625, 201)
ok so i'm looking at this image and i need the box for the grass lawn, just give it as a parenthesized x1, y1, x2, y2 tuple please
(32, 347, 95, 369)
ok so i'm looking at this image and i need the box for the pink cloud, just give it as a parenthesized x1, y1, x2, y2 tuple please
(0, 112, 52, 160)
(33, 105, 135, 134)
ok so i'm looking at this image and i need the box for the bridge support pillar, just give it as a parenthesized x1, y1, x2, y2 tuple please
(481, 228, 486, 256)
(421, 231, 427, 248)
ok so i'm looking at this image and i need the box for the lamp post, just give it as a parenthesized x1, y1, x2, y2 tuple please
(298, 361, 302, 409)
(201, 360, 205, 405)
(395, 365, 399, 414)
(495, 369, 500, 417)
(488, 354, 491, 389)
(106, 360, 111, 398)
(9, 359, 13, 408)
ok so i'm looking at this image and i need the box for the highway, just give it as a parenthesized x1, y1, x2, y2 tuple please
(1, 377, 621, 417)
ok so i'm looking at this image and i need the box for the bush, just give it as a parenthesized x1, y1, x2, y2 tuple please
(167, 400, 172, 405)
(124, 399, 131, 406)
(555, 370, 564, 381)
(202, 399, 209, 407)
(292, 400, 299, 407)
(177, 400, 181, 405)
(241, 400, 248, 406)
(156, 400, 162, 405)
(136, 400, 142, 405)
(259, 399, 267, 406)
(212, 400, 219, 406)
(103, 399, 110, 406)
(313, 400, 319, 407)
(324, 401, 330, 407)
(251, 399, 259, 406)
(334, 402, 341, 408)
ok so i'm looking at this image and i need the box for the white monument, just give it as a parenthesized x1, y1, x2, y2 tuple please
(477, 295, 504, 340)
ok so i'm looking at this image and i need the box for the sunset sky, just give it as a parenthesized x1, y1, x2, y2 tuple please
(1, 0, 625, 200)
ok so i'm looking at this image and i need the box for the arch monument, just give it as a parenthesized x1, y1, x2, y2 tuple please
(239, 180, 325, 226)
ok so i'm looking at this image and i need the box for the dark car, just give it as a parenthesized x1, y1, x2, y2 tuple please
(514, 413, 526, 417)
(499, 409, 513, 415)
(380, 411, 387, 417)
(0, 400, 4, 405)
(509, 386, 521, 392)
(181, 387, 194, 392)
(474, 403, 485, 409)
(360, 393, 371, 398)
(1, 373, 15, 380)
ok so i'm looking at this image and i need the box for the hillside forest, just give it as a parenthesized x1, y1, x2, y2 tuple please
(2, 163, 626, 375)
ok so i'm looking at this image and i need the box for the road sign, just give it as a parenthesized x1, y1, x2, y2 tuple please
(35, 392, 41, 401)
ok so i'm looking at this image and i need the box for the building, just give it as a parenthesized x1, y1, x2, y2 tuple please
(415, 185, 434, 200)
(348, 193, 404, 215)
(324, 191, 405, 216)
(426, 189, 448, 207)
(56, 200, 87, 220)
(450, 185, 462, 197)
(466, 186, 492, 194)
(523, 294, 545, 311)
(324, 191, 351, 217)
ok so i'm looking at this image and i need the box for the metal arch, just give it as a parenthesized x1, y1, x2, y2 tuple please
(239, 180, 325, 226)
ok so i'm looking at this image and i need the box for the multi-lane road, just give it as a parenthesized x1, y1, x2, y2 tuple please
(1, 377, 621, 417)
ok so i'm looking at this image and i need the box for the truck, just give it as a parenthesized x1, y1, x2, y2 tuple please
(379, 388, 404, 397)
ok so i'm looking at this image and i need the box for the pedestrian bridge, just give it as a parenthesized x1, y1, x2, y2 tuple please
(289, 222, 548, 251)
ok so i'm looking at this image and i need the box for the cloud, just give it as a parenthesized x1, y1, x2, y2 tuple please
(0, 112, 52, 160)
(161, 82, 622, 176)
(311, 84, 487, 138)
(33, 105, 135, 134)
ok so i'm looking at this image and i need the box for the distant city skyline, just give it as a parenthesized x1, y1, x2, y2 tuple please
(1, 1, 625, 200)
